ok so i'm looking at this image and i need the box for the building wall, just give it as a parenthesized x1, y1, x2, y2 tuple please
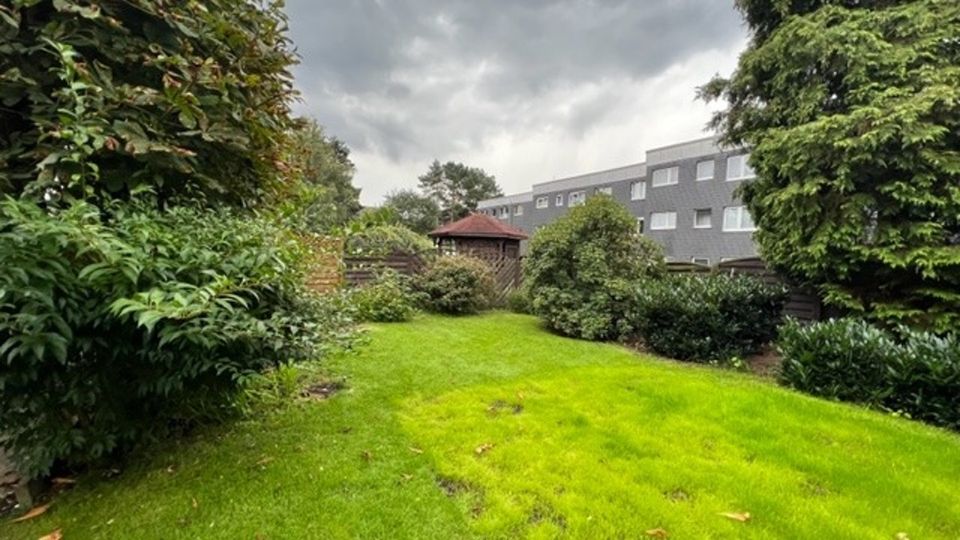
(477, 136, 760, 264)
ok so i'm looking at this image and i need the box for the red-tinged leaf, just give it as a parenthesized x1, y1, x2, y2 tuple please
(38, 529, 63, 540)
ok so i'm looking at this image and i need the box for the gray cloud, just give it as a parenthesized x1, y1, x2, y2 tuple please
(285, 0, 747, 203)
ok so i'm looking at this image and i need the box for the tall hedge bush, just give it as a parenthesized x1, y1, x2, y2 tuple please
(525, 195, 665, 340)
(630, 274, 788, 362)
(0, 198, 355, 477)
(778, 318, 960, 430)
(414, 255, 496, 315)
(0, 0, 296, 205)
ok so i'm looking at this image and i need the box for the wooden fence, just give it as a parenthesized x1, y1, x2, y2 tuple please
(668, 257, 822, 322)
(342, 254, 425, 286)
(300, 235, 345, 293)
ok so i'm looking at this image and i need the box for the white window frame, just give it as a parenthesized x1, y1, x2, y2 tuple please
(726, 154, 756, 182)
(693, 208, 712, 229)
(651, 166, 679, 187)
(630, 181, 646, 200)
(514, 205, 523, 216)
(696, 160, 715, 181)
(499, 207, 509, 219)
(595, 186, 612, 196)
(692, 257, 710, 266)
(568, 191, 586, 206)
(535, 197, 548, 209)
(649, 211, 677, 231)
(555, 194, 564, 207)
(722, 206, 757, 232)
(635, 217, 645, 235)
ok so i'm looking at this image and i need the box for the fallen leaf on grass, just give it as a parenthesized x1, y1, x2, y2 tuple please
(255, 456, 274, 467)
(895, 534, 910, 540)
(399, 474, 413, 483)
(50, 477, 76, 485)
(361, 450, 373, 462)
(720, 511, 751, 523)
(409, 447, 423, 454)
(192, 497, 199, 509)
(645, 527, 669, 538)
(474, 443, 495, 456)
(10, 502, 52, 523)
(38, 529, 63, 540)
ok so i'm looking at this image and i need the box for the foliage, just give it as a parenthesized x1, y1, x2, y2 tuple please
(349, 270, 420, 323)
(275, 119, 361, 232)
(414, 256, 496, 315)
(524, 195, 665, 340)
(701, 0, 960, 332)
(344, 224, 435, 257)
(382, 189, 441, 234)
(0, 0, 298, 206)
(0, 198, 355, 478)
(629, 274, 788, 362)
(417, 160, 502, 223)
(778, 318, 960, 430)
(505, 287, 532, 315)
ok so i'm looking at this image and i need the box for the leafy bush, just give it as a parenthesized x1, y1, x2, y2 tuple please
(525, 195, 665, 340)
(629, 274, 788, 362)
(1, 0, 296, 206)
(0, 198, 355, 477)
(506, 288, 532, 315)
(350, 271, 419, 323)
(414, 256, 496, 315)
(344, 225, 435, 257)
(778, 319, 960, 430)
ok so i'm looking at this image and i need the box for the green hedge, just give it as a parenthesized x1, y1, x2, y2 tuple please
(414, 256, 495, 315)
(778, 319, 960, 430)
(0, 199, 355, 477)
(350, 270, 420, 323)
(630, 274, 788, 362)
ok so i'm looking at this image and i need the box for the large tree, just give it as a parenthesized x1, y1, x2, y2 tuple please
(382, 188, 441, 234)
(0, 0, 297, 207)
(417, 160, 502, 222)
(701, 0, 960, 332)
(282, 118, 361, 231)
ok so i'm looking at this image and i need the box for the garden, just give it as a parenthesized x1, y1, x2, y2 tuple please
(2, 1, 960, 539)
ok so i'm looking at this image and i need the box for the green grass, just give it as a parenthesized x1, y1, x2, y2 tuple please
(4, 313, 960, 539)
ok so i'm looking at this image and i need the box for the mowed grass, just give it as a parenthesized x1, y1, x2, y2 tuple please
(4, 313, 960, 539)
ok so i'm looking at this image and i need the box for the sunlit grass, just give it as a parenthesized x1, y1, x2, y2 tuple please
(4, 313, 960, 539)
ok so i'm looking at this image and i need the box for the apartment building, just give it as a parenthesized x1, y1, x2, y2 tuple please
(476, 136, 758, 264)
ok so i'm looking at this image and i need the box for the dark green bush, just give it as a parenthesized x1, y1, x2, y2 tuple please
(525, 195, 665, 341)
(506, 288, 532, 315)
(414, 256, 496, 315)
(630, 274, 788, 362)
(778, 319, 960, 430)
(350, 270, 419, 323)
(0, 198, 355, 477)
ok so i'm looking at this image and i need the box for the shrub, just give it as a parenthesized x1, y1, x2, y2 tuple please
(525, 195, 665, 340)
(0, 198, 355, 478)
(629, 274, 788, 362)
(350, 270, 419, 323)
(344, 224, 435, 257)
(778, 319, 960, 430)
(414, 256, 496, 315)
(506, 288, 533, 315)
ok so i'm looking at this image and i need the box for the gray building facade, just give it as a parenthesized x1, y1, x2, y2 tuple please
(477, 136, 759, 264)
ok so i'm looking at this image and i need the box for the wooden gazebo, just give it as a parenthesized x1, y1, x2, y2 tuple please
(428, 213, 528, 259)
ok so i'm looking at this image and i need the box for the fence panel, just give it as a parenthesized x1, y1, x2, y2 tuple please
(343, 254, 424, 286)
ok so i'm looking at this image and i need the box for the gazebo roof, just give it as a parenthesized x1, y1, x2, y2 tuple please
(428, 213, 529, 240)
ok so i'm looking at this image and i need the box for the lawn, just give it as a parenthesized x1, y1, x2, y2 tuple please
(4, 313, 960, 539)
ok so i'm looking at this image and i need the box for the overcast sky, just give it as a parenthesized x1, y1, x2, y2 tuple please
(285, 1, 748, 205)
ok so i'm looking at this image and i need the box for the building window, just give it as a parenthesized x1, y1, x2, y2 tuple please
(650, 211, 677, 230)
(652, 166, 679, 187)
(595, 186, 612, 195)
(693, 208, 712, 229)
(726, 154, 756, 181)
(555, 194, 564, 207)
(692, 257, 710, 266)
(514, 205, 523, 216)
(569, 191, 586, 206)
(723, 206, 757, 231)
(696, 160, 715, 181)
(499, 207, 509, 219)
(536, 197, 548, 209)
(636, 217, 645, 234)
(630, 181, 646, 200)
